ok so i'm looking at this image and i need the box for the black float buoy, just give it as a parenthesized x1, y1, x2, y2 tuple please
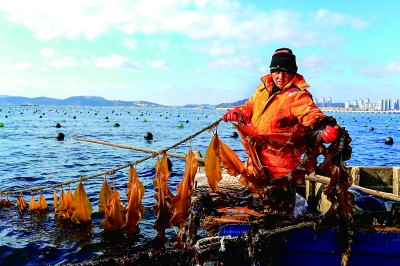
(56, 132, 65, 141)
(55, 123, 61, 128)
(230, 132, 239, 138)
(385, 137, 394, 145)
(144, 132, 153, 140)
(114, 123, 120, 127)
(369, 127, 374, 131)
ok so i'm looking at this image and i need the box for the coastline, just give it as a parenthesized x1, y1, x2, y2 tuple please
(320, 108, 400, 114)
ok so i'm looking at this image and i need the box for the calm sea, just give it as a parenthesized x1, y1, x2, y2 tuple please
(0, 105, 399, 265)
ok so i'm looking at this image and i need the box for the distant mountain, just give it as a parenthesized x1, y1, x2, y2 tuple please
(0, 96, 166, 107)
(182, 103, 216, 109)
(0, 95, 247, 108)
(215, 99, 247, 108)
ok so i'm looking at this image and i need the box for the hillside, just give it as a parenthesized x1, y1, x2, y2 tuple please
(0, 95, 166, 107)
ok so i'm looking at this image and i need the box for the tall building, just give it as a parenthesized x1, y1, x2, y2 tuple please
(320, 97, 325, 107)
(327, 97, 332, 107)
(378, 99, 385, 111)
(394, 99, 399, 109)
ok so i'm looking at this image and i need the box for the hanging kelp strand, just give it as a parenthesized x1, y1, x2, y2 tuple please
(123, 165, 145, 234)
(153, 153, 174, 241)
(37, 192, 48, 211)
(0, 197, 12, 208)
(29, 195, 37, 212)
(71, 181, 93, 224)
(205, 133, 222, 192)
(170, 146, 198, 228)
(102, 188, 126, 231)
(17, 196, 28, 212)
(204, 132, 244, 192)
(56, 188, 73, 219)
(98, 176, 112, 215)
(53, 190, 58, 209)
(219, 138, 244, 177)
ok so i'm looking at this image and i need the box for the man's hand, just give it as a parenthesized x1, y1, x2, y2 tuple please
(321, 125, 340, 143)
(222, 109, 244, 122)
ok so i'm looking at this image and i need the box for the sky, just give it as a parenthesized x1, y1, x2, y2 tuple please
(0, 0, 399, 106)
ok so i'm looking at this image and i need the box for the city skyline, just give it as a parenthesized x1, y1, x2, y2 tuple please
(316, 96, 400, 111)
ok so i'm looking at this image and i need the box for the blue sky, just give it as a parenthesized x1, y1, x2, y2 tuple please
(0, 0, 399, 106)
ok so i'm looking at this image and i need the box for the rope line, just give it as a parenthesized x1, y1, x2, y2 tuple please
(0, 118, 222, 197)
(195, 221, 316, 253)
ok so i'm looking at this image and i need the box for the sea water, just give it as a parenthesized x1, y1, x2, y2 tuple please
(0, 105, 399, 265)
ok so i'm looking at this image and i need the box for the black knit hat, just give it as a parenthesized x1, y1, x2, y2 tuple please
(269, 48, 298, 73)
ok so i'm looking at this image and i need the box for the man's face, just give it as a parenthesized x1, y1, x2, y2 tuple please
(271, 71, 295, 89)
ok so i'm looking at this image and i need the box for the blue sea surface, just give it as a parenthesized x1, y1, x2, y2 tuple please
(0, 106, 399, 265)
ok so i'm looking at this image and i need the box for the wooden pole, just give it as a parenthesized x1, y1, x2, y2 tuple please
(73, 137, 205, 163)
(306, 175, 400, 202)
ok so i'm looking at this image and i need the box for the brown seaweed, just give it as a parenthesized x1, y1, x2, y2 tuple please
(71, 182, 93, 224)
(17, 196, 28, 212)
(98, 176, 113, 215)
(102, 188, 126, 231)
(123, 165, 145, 234)
(170, 146, 198, 228)
(153, 153, 174, 240)
(232, 116, 354, 265)
(205, 133, 222, 192)
(56, 188, 73, 218)
(205, 133, 244, 192)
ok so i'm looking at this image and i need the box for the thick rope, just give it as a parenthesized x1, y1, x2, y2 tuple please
(0, 118, 222, 197)
(195, 221, 316, 253)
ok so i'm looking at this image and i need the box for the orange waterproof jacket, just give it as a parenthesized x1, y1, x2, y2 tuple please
(236, 73, 326, 178)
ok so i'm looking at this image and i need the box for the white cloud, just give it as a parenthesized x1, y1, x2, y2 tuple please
(123, 39, 138, 50)
(313, 9, 369, 29)
(0, 1, 369, 48)
(206, 41, 236, 56)
(209, 55, 259, 69)
(14, 61, 32, 70)
(94, 54, 142, 71)
(301, 55, 331, 73)
(360, 61, 400, 77)
(50, 56, 79, 68)
(148, 59, 174, 70)
(40, 48, 55, 57)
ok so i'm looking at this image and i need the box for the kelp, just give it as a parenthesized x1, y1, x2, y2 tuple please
(170, 146, 198, 228)
(205, 134, 222, 192)
(102, 188, 126, 231)
(232, 116, 355, 265)
(37, 193, 48, 211)
(123, 165, 145, 234)
(153, 153, 174, 240)
(29, 193, 47, 212)
(53, 190, 58, 209)
(71, 182, 93, 224)
(205, 133, 244, 192)
(0, 198, 12, 208)
(99, 176, 113, 215)
(220, 138, 244, 177)
(56, 188, 73, 219)
(17, 196, 28, 212)
(29, 196, 37, 212)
